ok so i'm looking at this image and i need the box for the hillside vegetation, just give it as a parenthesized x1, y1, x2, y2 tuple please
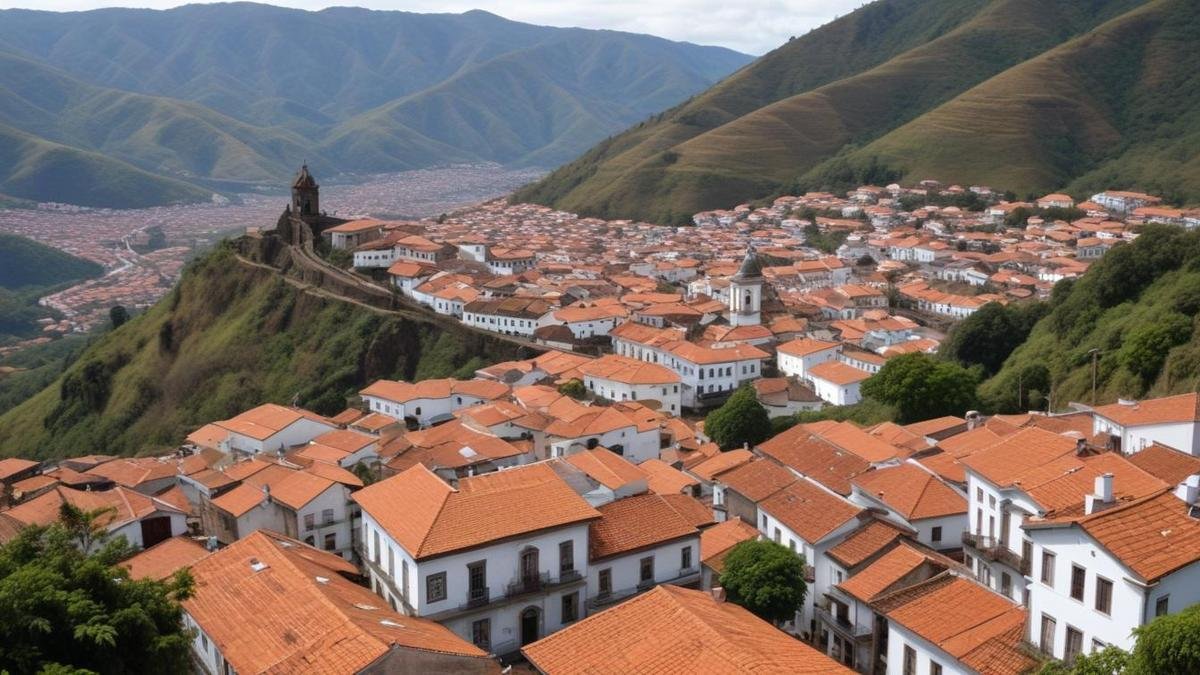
(0, 4, 749, 207)
(0, 233, 102, 289)
(516, 0, 1200, 223)
(0, 243, 527, 459)
(981, 225, 1200, 411)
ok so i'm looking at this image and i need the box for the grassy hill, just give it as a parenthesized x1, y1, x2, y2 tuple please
(0, 233, 102, 289)
(0, 4, 750, 207)
(515, 0, 1200, 223)
(981, 225, 1200, 412)
(0, 242, 528, 460)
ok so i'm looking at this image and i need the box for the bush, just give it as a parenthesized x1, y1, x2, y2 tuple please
(719, 539, 807, 625)
(861, 353, 979, 424)
(704, 384, 772, 450)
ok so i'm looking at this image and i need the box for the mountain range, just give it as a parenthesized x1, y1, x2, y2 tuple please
(0, 3, 750, 208)
(517, 0, 1200, 224)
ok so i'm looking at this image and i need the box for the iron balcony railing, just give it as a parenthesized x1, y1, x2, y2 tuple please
(962, 532, 1028, 574)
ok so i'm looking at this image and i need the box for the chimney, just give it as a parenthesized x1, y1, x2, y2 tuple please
(1174, 474, 1200, 506)
(1085, 473, 1114, 515)
(711, 586, 726, 603)
(261, 484, 270, 506)
(965, 410, 981, 430)
(205, 536, 218, 552)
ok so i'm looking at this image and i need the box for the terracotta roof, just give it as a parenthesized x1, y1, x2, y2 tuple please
(756, 427, 871, 496)
(212, 482, 270, 518)
(577, 354, 679, 385)
(0, 457, 38, 482)
(960, 427, 1078, 487)
(638, 459, 700, 495)
(827, 519, 912, 568)
(914, 451, 967, 484)
(876, 575, 1035, 675)
(717, 458, 796, 502)
(353, 464, 600, 560)
(807, 361, 871, 386)
(1022, 452, 1166, 517)
(522, 585, 852, 674)
(1127, 443, 1200, 485)
(852, 464, 966, 520)
(215, 404, 332, 442)
(759, 480, 862, 545)
(838, 542, 951, 603)
(804, 420, 907, 464)
(268, 470, 338, 511)
(184, 531, 492, 674)
(359, 378, 509, 404)
(1092, 393, 1200, 426)
(660, 493, 716, 529)
(700, 518, 759, 573)
(776, 338, 839, 357)
(589, 493, 698, 560)
(83, 457, 176, 488)
(565, 448, 647, 492)
(2, 485, 182, 532)
(687, 449, 754, 481)
(122, 536, 210, 581)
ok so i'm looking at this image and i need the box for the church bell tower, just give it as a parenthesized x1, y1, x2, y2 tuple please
(291, 164, 320, 223)
(728, 244, 763, 327)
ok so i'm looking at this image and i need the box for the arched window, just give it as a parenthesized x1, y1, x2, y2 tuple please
(744, 292, 752, 307)
(520, 547, 540, 587)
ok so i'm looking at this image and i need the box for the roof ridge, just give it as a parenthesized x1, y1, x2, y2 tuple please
(414, 467, 456, 558)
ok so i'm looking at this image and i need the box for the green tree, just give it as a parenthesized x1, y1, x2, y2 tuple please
(0, 517, 193, 673)
(1038, 645, 1130, 675)
(109, 305, 130, 329)
(940, 301, 1046, 375)
(1128, 601, 1200, 674)
(861, 353, 979, 424)
(719, 539, 807, 625)
(558, 378, 587, 400)
(1119, 313, 1192, 383)
(704, 384, 772, 450)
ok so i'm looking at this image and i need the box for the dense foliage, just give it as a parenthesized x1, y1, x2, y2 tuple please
(982, 225, 1200, 411)
(0, 234, 102, 290)
(719, 539, 808, 625)
(0, 506, 194, 674)
(939, 301, 1047, 375)
(861, 353, 979, 424)
(1037, 604, 1200, 674)
(704, 384, 773, 450)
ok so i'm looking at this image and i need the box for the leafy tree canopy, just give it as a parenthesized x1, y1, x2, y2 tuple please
(861, 353, 979, 424)
(0, 505, 194, 674)
(558, 378, 587, 400)
(1036, 603, 1200, 675)
(704, 384, 772, 450)
(939, 301, 1047, 375)
(718, 539, 807, 625)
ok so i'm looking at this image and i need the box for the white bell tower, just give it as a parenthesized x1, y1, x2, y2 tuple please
(728, 245, 763, 327)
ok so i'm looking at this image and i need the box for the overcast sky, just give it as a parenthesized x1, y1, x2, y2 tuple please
(0, 1, 862, 55)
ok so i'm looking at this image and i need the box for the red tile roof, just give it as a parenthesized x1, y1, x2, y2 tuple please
(701, 518, 760, 573)
(122, 536, 210, 581)
(1127, 443, 1200, 485)
(760, 480, 863, 545)
(1092, 393, 1200, 426)
(589, 493, 698, 560)
(852, 464, 966, 520)
(522, 585, 852, 674)
(826, 519, 913, 568)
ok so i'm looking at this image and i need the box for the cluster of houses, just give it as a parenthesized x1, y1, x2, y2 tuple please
(4, 341, 1200, 674)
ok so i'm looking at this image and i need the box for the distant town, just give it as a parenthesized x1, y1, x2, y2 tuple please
(1, 166, 1198, 674)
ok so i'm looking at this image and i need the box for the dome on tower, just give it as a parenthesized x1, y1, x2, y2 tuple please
(733, 245, 763, 280)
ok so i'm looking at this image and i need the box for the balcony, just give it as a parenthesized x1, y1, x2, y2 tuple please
(816, 605, 872, 641)
(589, 568, 701, 610)
(961, 532, 1028, 573)
(425, 568, 586, 621)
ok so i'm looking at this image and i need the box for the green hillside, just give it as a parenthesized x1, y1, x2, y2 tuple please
(0, 242, 527, 460)
(516, 0, 1196, 224)
(0, 233, 102, 289)
(0, 4, 750, 207)
(981, 225, 1200, 412)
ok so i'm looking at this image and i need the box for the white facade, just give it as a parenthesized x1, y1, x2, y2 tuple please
(777, 345, 840, 380)
(463, 310, 546, 338)
(809, 373, 863, 406)
(583, 375, 682, 416)
(362, 391, 493, 427)
(963, 470, 1039, 604)
(1092, 414, 1200, 456)
(886, 622, 971, 675)
(221, 417, 337, 456)
(549, 425, 660, 465)
(587, 536, 700, 607)
(728, 277, 762, 327)
(612, 337, 764, 409)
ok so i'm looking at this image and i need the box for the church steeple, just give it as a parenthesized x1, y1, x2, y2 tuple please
(291, 163, 320, 223)
(728, 243, 763, 327)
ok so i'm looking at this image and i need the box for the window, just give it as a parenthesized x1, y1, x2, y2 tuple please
(931, 661, 942, 675)
(426, 572, 447, 602)
(323, 533, 336, 551)
(401, 561, 409, 599)
(639, 556, 654, 584)
(321, 508, 334, 525)
(1095, 576, 1112, 615)
(989, 495, 996, 508)
(598, 568, 612, 596)
(762, 514, 768, 529)
(1040, 614, 1056, 652)
(388, 547, 395, 577)
(1092, 639, 1107, 653)
(773, 527, 781, 543)
(976, 508, 983, 534)
(931, 526, 942, 543)
(903, 645, 916, 675)
(1156, 595, 1169, 617)
(304, 535, 315, 546)
(562, 591, 579, 623)
(304, 513, 315, 531)
(1041, 551, 1055, 586)
(373, 530, 381, 564)
(681, 545, 692, 571)
(1070, 565, 1086, 601)
(468, 561, 487, 601)
(1001, 572, 1012, 598)
(559, 540, 575, 574)
(471, 619, 490, 651)
(1065, 626, 1083, 664)
(976, 487, 983, 502)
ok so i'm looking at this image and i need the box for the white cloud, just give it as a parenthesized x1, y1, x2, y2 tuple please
(0, 0, 862, 54)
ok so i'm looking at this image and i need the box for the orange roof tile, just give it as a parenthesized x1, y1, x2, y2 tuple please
(577, 354, 680, 385)
(961, 427, 1079, 487)
(687, 449, 754, 481)
(638, 458, 700, 495)
(760, 480, 863, 545)
(1092, 393, 1200, 427)
(522, 585, 852, 674)
(184, 531, 492, 674)
(353, 464, 599, 560)
(1127, 443, 1200, 485)
(852, 464, 966, 520)
(776, 338, 839, 357)
(827, 519, 912, 568)
(122, 536, 210, 581)
(807, 361, 871, 386)
(838, 542, 951, 602)
(589, 494, 698, 560)
(700, 519, 759, 573)
(756, 428, 871, 496)
(717, 458, 796, 502)
(565, 448, 647, 491)
(660, 493, 716, 529)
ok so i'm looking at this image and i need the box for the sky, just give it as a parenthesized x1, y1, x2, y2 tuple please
(0, 1, 863, 55)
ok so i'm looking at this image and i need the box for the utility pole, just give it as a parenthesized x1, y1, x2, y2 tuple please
(1089, 348, 1100, 405)
(1017, 371, 1023, 412)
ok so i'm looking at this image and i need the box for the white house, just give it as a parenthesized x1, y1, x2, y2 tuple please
(807, 361, 871, 406)
(1090, 393, 1200, 456)
(209, 469, 357, 558)
(776, 338, 841, 380)
(849, 462, 967, 553)
(185, 404, 336, 456)
(578, 354, 682, 416)
(360, 378, 510, 427)
(2, 485, 188, 552)
(1023, 483, 1200, 663)
(353, 463, 601, 657)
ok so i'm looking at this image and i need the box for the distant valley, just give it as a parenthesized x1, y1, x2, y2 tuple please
(0, 3, 750, 208)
